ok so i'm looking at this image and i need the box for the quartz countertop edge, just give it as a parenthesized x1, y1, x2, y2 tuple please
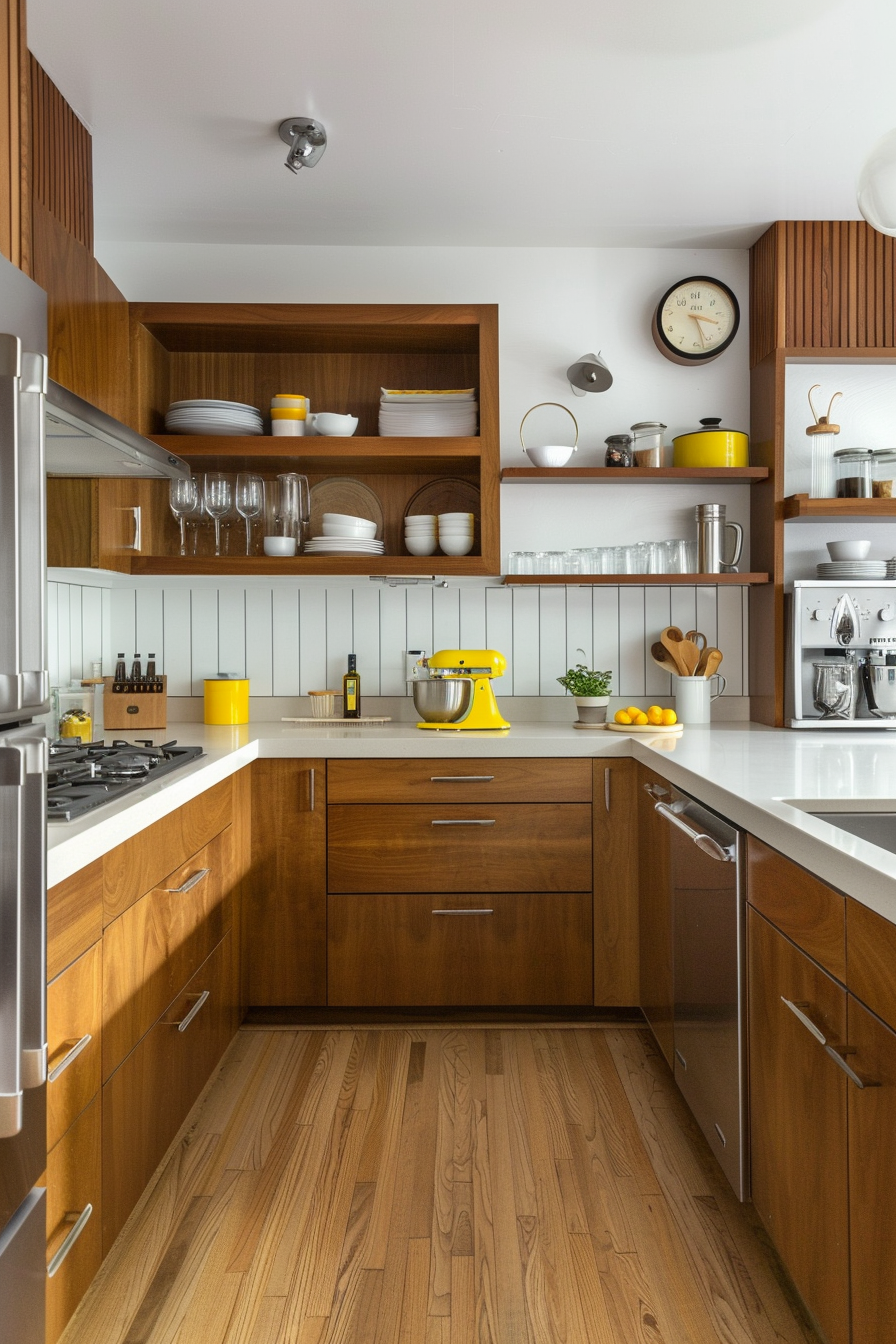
(46, 721, 896, 928)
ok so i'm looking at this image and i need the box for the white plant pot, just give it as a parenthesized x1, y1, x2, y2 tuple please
(573, 695, 609, 724)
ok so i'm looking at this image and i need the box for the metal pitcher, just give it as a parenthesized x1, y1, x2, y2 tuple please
(813, 660, 859, 719)
(695, 503, 743, 574)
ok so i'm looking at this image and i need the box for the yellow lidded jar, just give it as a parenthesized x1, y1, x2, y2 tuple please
(204, 676, 250, 725)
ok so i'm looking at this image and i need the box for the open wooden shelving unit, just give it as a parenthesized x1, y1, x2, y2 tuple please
(501, 466, 768, 483)
(782, 495, 896, 521)
(151, 435, 481, 478)
(503, 573, 770, 586)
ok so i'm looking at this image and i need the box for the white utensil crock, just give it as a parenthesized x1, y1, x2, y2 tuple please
(674, 674, 726, 724)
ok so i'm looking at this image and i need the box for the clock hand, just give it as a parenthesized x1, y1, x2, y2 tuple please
(688, 312, 719, 325)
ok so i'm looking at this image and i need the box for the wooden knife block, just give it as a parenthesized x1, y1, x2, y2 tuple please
(103, 676, 168, 731)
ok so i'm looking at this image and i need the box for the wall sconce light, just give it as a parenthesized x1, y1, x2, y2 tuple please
(857, 130, 896, 236)
(566, 351, 613, 397)
(279, 118, 328, 174)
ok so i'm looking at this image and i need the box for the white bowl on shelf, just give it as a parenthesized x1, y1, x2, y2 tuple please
(826, 539, 871, 561)
(438, 512, 474, 523)
(322, 521, 378, 539)
(405, 535, 438, 556)
(439, 535, 475, 556)
(524, 444, 575, 468)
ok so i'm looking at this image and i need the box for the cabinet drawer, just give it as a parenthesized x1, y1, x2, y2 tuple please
(747, 836, 845, 982)
(328, 892, 593, 1005)
(102, 930, 236, 1252)
(47, 860, 103, 983)
(847, 897, 896, 1030)
(47, 942, 102, 1152)
(45, 1096, 102, 1344)
(102, 827, 233, 1080)
(327, 758, 593, 804)
(103, 777, 233, 924)
(328, 803, 592, 893)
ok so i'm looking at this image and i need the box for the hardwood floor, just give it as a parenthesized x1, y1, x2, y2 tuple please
(62, 1027, 820, 1344)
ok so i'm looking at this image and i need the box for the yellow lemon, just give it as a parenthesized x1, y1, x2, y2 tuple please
(626, 706, 641, 719)
(661, 708, 678, 726)
(633, 710, 649, 726)
(614, 710, 632, 724)
(647, 705, 664, 725)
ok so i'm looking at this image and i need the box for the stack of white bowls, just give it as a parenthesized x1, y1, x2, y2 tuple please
(404, 514, 438, 556)
(437, 512, 475, 556)
(305, 513, 384, 557)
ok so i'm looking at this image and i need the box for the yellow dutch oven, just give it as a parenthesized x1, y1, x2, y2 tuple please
(672, 417, 749, 468)
(204, 675, 249, 725)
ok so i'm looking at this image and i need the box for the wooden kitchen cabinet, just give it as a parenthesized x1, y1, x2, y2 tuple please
(637, 764, 674, 1066)
(44, 1097, 103, 1344)
(747, 907, 850, 1344)
(592, 758, 638, 1006)
(327, 757, 591, 803)
(46, 859, 103, 984)
(247, 759, 327, 1006)
(46, 941, 102, 1152)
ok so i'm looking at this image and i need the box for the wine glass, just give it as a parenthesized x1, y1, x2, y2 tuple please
(203, 472, 232, 557)
(169, 476, 200, 556)
(236, 473, 265, 556)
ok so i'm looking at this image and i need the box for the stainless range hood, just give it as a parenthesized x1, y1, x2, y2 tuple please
(45, 378, 190, 479)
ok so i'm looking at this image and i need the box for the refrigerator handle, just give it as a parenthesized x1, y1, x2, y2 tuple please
(18, 353, 49, 711)
(0, 746, 25, 1137)
(18, 734, 47, 1090)
(0, 335, 23, 718)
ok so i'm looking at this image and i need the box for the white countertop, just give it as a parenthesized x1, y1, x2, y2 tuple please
(47, 720, 896, 926)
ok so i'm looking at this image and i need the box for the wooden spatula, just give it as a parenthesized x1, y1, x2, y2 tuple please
(660, 627, 689, 676)
(651, 642, 681, 675)
(699, 647, 723, 678)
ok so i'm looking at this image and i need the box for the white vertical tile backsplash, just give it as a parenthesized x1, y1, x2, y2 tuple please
(47, 575, 750, 704)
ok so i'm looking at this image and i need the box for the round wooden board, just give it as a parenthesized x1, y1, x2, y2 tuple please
(309, 479, 385, 539)
(605, 721, 683, 734)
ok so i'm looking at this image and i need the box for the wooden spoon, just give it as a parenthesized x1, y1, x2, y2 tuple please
(677, 638, 701, 676)
(660, 627, 689, 676)
(700, 647, 724, 678)
(651, 642, 681, 675)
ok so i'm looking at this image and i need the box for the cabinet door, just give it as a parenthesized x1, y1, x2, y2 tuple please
(45, 1097, 102, 1344)
(248, 760, 326, 1006)
(847, 992, 896, 1344)
(593, 759, 637, 1006)
(637, 765, 673, 1066)
(748, 908, 849, 1344)
(47, 942, 102, 1151)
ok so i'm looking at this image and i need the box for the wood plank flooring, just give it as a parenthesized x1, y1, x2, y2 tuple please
(62, 1027, 820, 1344)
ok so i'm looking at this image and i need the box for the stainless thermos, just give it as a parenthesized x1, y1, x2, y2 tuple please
(695, 503, 744, 574)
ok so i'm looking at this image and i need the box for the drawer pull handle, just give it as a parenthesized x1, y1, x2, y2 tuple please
(430, 775, 495, 782)
(172, 990, 210, 1032)
(165, 867, 210, 895)
(48, 1034, 92, 1083)
(823, 1045, 880, 1090)
(432, 909, 494, 915)
(781, 999, 879, 1088)
(47, 1204, 93, 1278)
(431, 819, 496, 827)
(781, 997, 828, 1045)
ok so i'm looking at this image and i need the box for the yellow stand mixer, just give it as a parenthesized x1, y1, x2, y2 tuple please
(415, 649, 511, 731)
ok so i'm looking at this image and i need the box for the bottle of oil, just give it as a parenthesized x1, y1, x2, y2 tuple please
(114, 653, 127, 692)
(146, 653, 158, 690)
(343, 654, 361, 719)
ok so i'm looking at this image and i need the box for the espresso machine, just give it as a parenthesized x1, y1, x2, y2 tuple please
(789, 580, 896, 728)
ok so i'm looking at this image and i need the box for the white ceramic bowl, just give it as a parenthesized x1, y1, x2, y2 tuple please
(437, 526, 474, 537)
(404, 514, 436, 525)
(439, 535, 475, 556)
(310, 412, 358, 436)
(322, 521, 377, 539)
(405, 535, 438, 556)
(438, 512, 474, 523)
(404, 523, 437, 535)
(323, 512, 376, 532)
(826, 539, 871, 561)
(263, 536, 297, 557)
(524, 444, 575, 468)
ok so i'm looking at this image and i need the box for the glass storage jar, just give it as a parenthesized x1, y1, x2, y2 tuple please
(604, 433, 633, 467)
(872, 449, 896, 498)
(630, 421, 666, 468)
(834, 448, 874, 498)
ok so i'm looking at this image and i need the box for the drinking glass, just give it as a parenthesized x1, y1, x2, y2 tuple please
(169, 476, 200, 556)
(275, 473, 311, 547)
(614, 545, 639, 574)
(203, 472, 233, 557)
(236, 473, 265, 555)
(663, 539, 690, 574)
(639, 541, 666, 575)
(536, 551, 565, 575)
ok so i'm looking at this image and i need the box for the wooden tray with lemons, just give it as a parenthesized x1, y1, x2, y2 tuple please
(605, 704, 682, 734)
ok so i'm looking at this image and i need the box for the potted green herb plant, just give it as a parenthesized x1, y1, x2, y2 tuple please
(557, 651, 612, 724)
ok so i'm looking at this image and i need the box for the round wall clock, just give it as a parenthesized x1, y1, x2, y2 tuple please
(651, 276, 740, 365)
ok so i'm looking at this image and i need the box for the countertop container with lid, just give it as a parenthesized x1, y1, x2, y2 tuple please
(872, 449, 896, 498)
(204, 675, 250, 725)
(604, 433, 633, 467)
(834, 448, 874, 498)
(672, 418, 749, 468)
(630, 421, 666, 467)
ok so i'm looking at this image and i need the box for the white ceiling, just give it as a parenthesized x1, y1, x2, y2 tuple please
(26, 0, 896, 249)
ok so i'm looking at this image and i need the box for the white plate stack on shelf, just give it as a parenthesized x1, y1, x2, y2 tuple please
(164, 399, 264, 436)
(816, 539, 895, 579)
(404, 514, 438, 556)
(378, 388, 478, 438)
(304, 512, 385, 557)
(437, 511, 475, 556)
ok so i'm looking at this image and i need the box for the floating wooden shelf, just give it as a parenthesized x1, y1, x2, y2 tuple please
(129, 555, 490, 577)
(500, 466, 768, 483)
(502, 573, 770, 586)
(783, 495, 896, 521)
(153, 435, 482, 477)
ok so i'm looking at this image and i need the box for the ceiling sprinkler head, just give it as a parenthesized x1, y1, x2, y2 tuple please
(279, 118, 327, 173)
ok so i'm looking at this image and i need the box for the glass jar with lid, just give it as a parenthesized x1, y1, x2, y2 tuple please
(630, 421, 667, 468)
(604, 433, 633, 467)
(872, 449, 896, 498)
(834, 448, 873, 498)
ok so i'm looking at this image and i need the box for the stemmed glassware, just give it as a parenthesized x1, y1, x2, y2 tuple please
(203, 472, 233, 557)
(236, 473, 265, 556)
(169, 476, 201, 556)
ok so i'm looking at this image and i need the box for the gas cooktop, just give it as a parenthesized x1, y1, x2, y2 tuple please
(47, 740, 204, 822)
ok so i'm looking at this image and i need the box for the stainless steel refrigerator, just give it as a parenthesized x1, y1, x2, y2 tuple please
(0, 252, 50, 1344)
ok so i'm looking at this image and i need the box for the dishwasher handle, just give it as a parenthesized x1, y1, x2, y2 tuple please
(653, 801, 736, 863)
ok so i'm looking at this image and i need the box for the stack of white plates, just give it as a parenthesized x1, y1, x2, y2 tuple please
(816, 560, 890, 579)
(164, 399, 264, 436)
(378, 388, 478, 438)
(305, 511, 384, 556)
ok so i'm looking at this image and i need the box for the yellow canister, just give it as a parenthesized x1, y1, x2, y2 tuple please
(204, 677, 250, 725)
(672, 417, 749, 468)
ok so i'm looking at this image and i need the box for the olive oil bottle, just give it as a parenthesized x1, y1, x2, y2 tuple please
(343, 654, 361, 719)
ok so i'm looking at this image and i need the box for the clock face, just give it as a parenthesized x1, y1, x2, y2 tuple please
(653, 276, 740, 364)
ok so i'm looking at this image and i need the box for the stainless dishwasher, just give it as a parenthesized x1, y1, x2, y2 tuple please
(647, 782, 747, 1200)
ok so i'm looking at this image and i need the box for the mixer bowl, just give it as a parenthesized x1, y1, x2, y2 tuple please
(412, 677, 473, 723)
